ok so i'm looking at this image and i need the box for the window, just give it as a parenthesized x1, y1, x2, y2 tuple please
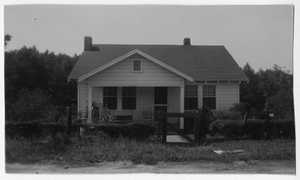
(103, 87, 117, 109)
(132, 60, 142, 72)
(122, 87, 136, 110)
(184, 85, 198, 110)
(203, 85, 216, 110)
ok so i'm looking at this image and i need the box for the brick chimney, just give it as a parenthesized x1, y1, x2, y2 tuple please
(84, 36, 92, 51)
(184, 38, 191, 45)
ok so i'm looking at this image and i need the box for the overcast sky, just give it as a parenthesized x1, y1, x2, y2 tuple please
(4, 4, 294, 72)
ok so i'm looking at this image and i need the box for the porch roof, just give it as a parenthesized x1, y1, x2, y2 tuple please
(68, 44, 249, 82)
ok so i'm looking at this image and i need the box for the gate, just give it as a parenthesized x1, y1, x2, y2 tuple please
(158, 110, 207, 146)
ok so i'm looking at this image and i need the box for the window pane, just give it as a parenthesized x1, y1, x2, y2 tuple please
(122, 87, 136, 97)
(203, 97, 216, 109)
(122, 87, 136, 110)
(122, 97, 136, 110)
(103, 87, 117, 96)
(103, 87, 117, 109)
(103, 97, 117, 109)
(133, 60, 141, 71)
(185, 86, 197, 97)
(203, 85, 215, 97)
(184, 97, 198, 110)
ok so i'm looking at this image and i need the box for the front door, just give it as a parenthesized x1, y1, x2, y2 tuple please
(154, 87, 168, 121)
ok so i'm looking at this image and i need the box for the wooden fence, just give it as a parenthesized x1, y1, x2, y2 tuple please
(158, 109, 209, 146)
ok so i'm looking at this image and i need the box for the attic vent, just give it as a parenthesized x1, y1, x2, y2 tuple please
(132, 60, 142, 72)
(184, 38, 191, 45)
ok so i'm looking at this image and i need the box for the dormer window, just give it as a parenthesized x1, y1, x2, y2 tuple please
(132, 60, 142, 72)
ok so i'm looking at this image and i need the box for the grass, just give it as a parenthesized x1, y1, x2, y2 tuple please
(6, 134, 295, 166)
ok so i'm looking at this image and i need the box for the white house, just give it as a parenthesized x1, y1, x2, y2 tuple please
(68, 37, 248, 128)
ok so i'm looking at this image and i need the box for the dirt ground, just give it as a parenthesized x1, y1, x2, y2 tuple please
(5, 160, 296, 174)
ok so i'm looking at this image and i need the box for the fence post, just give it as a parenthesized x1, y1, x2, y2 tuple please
(159, 112, 167, 143)
(194, 111, 200, 146)
(66, 107, 72, 136)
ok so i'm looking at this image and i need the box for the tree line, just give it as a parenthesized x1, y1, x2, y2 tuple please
(238, 63, 293, 119)
(5, 35, 78, 122)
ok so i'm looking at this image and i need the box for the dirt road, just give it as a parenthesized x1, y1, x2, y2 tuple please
(5, 160, 295, 174)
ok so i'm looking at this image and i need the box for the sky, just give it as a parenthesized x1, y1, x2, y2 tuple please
(3, 3, 295, 73)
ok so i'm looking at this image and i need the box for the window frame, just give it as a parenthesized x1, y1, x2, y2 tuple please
(122, 87, 137, 110)
(202, 85, 216, 110)
(184, 85, 198, 110)
(132, 59, 142, 72)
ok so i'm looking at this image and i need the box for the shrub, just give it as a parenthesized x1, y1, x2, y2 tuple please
(244, 119, 266, 139)
(212, 110, 242, 120)
(9, 89, 52, 122)
(209, 119, 295, 140)
(5, 121, 66, 139)
(89, 123, 156, 140)
(271, 120, 295, 139)
(221, 120, 244, 139)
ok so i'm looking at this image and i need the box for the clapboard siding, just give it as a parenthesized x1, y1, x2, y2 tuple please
(138, 87, 153, 110)
(218, 84, 239, 110)
(89, 55, 184, 87)
(78, 81, 88, 112)
(92, 87, 103, 105)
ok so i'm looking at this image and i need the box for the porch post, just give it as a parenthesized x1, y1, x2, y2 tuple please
(180, 85, 184, 129)
(88, 86, 93, 124)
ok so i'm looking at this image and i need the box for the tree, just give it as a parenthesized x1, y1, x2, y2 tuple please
(240, 63, 265, 111)
(238, 63, 293, 119)
(5, 34, 12, 47)
(10, 88, 51, 121)
(5, 46, 78, 122)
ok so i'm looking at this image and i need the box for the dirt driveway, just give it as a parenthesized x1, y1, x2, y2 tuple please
(6, 160, 295, 174)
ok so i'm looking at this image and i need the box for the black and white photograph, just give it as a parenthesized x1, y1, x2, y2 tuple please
(2, 0, 298, 178)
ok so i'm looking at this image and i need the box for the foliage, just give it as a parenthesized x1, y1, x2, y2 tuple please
(5, 34, 12, 47)
(212, 110, 243, 120)
(5, 46, 78, 122)
(6, 136, 295, 165)
(268, 88, 294, 119)
(6, 132, 71, 164)
(84, 123, 157, 140)
(240, 63, 293, 115)
(209, 119, 295, 140)
(240, 63, 265, 111)
(271, 120, 295, 139)
(91, 102, 113, 124)
(5, 122, 66, 139)
(10, 89, 51, 122)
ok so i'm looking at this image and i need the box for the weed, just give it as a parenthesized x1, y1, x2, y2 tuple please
(6, 135, 295, 165)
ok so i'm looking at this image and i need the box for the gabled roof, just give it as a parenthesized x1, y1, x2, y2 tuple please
(68, 44, 249, 82)
(78, 49, 193, 82)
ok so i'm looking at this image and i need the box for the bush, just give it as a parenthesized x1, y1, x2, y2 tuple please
(5, 121, 66, 139)
(244, 119, 266, 139)
(87, 123, 157, 140)
(209, 119, 294, 140)
(212, 110, 243, 120)
(271, 120, 295, 139)
(209, 120, 244, 139)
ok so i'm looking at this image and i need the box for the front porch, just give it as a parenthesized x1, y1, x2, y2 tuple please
(84, 86, 185, 128)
